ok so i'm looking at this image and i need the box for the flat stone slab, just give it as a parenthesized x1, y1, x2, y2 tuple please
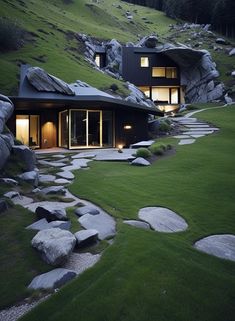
(78, 212, 116, 240)
(123, 220, 150, 229)
(72, 153, 96, 159)
(194, 234, 235, 262)
(184, 128, 219, 131)
(11, 195, 34, 206)
(38, 160, 67, 167)
(94, 149, 135, 161)
(184, 130, 214, 135)
(28, 268, 77, 290)
(130, 140, 155, 148)
(178, 139, 196, 145)
(189, 134, 205, 138)
(173, 135, 191, 139)
(40, 185, 66, 195)
(75, 205, 100, 217)
(138, 207, 188, 233)
(26, 218, 50, 231)
(51, 154, 66, 159)
(56, 171, 74, 180)
(54, 178, 71, 184)
(185, 124, 210, 128)
(39, 174, 56, 183)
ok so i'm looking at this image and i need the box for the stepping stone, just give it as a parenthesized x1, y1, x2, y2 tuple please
(194, 234, 235, 262)
(74, 229, 98, 246)
(94, 149, 135, 161)
(173, 135, 191, 139)
(57, 171, 74, 180)
(72, 153, 96, 159)
(190, 134, 205, 138)
(28, 268, 77, 290)
(11, 195, 34, 206)
(178, 139, 196, 145)
(39, 174, 56, 183)
(4, 191, 20, 199)
(130, 140, 155, 148)
(75, 205, 100, 217)
(61, 159, 92, 171)
(48, 221, 71, 230)
(78, 213, 116, 240)
(184, 131, 214, 135)
(131, 157, 150, 166)
(123, 220, 150, 230)
(54, 178, 71, 184)
(40, 185, 66, 195)
(52, 154, 66, 159)
(185, 128, 219, 132)
(177, 118, 197, 123)
(138, 207, 188, 233)
(185, 125, 210, 128)
(38, 160, 67, 167)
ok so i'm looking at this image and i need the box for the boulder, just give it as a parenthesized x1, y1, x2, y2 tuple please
(215, 38, 229, 45)
(12, 145, 36, 171)
(0, 199, 8, 214)
(36, 205, 68, 221)
(26, 218, 50, 231)
(229, 48, 235, 56)
(28, 268, 77, 290)
(74, 229, 98, 246)
(131, 157, 150, 166)
(4, 191, 20, 199)
(74, 205, 100, 217)
(26, 67, 75, 95)
(224, 93, 233, 104)
(0, 95, 14, 133)
(31, 228, 76, 265)
(144, 36, 158, 48)
(18, 170, 39, 186)
(40, 185, 66, 195)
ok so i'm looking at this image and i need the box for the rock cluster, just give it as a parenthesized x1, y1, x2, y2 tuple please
(0, 95, 15, 169)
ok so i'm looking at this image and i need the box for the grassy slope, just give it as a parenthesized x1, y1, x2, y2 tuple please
(21, 106, 235, 321)
(0, 0, 174, 95)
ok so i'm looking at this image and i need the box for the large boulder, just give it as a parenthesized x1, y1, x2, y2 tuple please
(74, 229, 98, 246)
(28, 268, 77, 290)
(12, 145, 36, 171)
(26, 67, 75, 95)
(0, 95, 15, 169)
(35, 205, 68, 221)
(18, 170, 39, 186)
(74, 205, 100, 217)
(31, 228, 76, 266)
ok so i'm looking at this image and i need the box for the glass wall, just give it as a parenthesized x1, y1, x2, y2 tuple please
(59, 110, 68, 148)
(68, 110, 113, 149)
(16, 115, 39, 148)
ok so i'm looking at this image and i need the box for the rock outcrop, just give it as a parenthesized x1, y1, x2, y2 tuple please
(0, 95, 15, 169)
(26, 67, 75, 95)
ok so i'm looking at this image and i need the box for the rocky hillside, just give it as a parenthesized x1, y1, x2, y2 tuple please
(0, 0, 234, 98)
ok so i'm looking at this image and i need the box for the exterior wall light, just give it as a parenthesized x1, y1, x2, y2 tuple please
(118, 144, 123, 153)
(124, 125, 132, 130)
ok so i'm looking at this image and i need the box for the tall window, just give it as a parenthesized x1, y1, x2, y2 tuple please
(16, 115, 40, 148)
(166, 67, 177, 78)
(140, 57, 149, 67)
(95, 54, 101, 67)
(152, 67, 165, 77)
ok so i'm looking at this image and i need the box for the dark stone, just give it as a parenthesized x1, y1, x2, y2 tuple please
(36, 205, 68, 222)
(0, 199, 8, 214)
(12, 145, 36, 171)
(144, 36, 158, 48)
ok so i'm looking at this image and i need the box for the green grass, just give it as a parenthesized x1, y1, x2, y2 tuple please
(21, 106, 235, 321)
(0, 0, 174, 95)
(0, 206, 51, 309)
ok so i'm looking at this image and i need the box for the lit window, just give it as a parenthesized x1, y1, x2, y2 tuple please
(152, 67, 165, 77)
(140, 57, 149, 67)
(152, 87, 169, 103)
(166, 67, 177, 78)
(138, 86, 150, 98)
(171, 88, 179, 103)
(95, 54, 101, 67)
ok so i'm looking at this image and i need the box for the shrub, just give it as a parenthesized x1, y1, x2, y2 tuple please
(110, 83, 119, 92)
(159, 120, 171, 132)
(149, 142, 167, 156)
(0, 18, 25, 52)
(134, 148, 152, 159)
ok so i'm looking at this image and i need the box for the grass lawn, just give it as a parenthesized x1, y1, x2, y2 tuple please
(21, 106, 235, 321)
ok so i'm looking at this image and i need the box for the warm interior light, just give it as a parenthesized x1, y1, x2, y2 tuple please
(124, 125, 132, 130)
(118, 144, 123, 149)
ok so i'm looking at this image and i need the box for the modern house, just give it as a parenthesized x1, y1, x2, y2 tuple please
(122, 46, 185, 113)
(7, 65, 162, 150)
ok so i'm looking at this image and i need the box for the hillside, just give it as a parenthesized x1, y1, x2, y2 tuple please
(0, 0, 234, 98)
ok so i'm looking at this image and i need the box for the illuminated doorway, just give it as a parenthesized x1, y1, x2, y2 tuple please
(16, 115, 40, 148)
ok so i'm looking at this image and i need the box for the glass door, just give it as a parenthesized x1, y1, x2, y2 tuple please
(59, 110, 69, 148)
(88, 111, 101, 147)
(16, 115, 40, 148)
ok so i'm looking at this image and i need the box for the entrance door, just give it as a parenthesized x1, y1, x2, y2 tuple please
(16, 115, 40, 148)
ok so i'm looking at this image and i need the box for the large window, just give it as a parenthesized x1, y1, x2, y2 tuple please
(16, 115, 39, 148)
(67, 110, 113, 149)
(152, 67, 165, 77)
(152, 67, 177, 78)
(152, 87, 179, 104)
(140, 57, 149, 67)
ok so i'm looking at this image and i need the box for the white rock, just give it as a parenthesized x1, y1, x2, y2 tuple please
(131, 157, 150, 166)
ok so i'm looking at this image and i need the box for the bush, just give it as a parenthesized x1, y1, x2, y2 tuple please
(159, 120, 171, 132)
(134, 148, 152, 159)
(149, 142, 167, 156)
(0, 18, 25, 52)
(110, 83, 119, 92)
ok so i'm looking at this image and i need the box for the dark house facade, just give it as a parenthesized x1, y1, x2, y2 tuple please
(8, 65, 161, 150)
(122, 47, 185, 113)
